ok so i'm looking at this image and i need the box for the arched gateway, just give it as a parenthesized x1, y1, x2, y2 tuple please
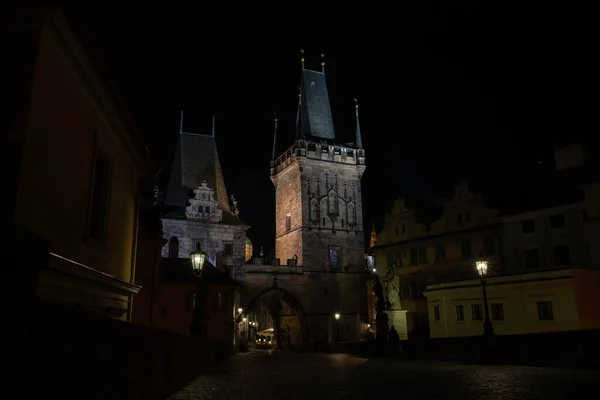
(243, 285, 308, 351)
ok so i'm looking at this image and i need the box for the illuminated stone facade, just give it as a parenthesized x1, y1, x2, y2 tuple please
(234, 63, 370, 348)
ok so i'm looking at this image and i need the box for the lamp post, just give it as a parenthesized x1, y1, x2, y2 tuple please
(334, 312, 341, 342)
(475, 260, 494, 338)
(190, 243, 208, 338)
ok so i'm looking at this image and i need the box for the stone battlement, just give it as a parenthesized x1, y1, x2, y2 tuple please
(243, 257, 303, 274)
(270, 140, 365, 176)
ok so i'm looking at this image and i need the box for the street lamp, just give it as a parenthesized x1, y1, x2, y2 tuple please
(190, 243, 209, 337)
(475, 259, 494, 338)
(334, 312, 341, 342)
(237, 307, 243, 314)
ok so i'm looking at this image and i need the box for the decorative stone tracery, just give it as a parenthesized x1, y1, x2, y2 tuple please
(308, 171, 358, 231)
(185, 181, 223, 222)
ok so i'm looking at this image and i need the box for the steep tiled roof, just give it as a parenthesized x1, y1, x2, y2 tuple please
(164, 133, 230, 212)
(298, 69, 335, 141)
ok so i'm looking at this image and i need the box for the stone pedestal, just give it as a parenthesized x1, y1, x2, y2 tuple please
(384, 309, 408, 340)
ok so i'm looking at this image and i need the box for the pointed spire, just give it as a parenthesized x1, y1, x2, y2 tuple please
(321, 53, 325, 74)
(300, 49, 305, 70)
(369, 220, 378, 248)
(354, 99, 363, 149)
(211, 115, 215, 138)
(179, 110, 184, 134)
(272, 112, 278, 160)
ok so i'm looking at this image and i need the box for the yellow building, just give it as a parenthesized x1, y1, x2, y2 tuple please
(5, 8, 154, 320)
(424, 267, 600, 338)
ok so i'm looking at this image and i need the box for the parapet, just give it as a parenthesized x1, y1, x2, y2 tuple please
(270, 140, 365, 176)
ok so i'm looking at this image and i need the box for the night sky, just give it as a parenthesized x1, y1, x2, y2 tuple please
(76, 2, 591, 255)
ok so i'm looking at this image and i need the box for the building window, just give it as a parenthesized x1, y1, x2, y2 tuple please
(435, 245, 445, 261)
(395, 225, 400, 235)
(491, 303, 504, 321)
(461, 240, 472, 259)
(88, 150, 111, 243)
(168, 237, 179, 259)
(185, 292, 195, 311)
(521, 219, 535, 233)
(323, 217, 326, 226)
(401, 225, 406, 234)
(329, 247, 341, 270)
(483, 236, 495, 254)
(457, 214, 463, 224)
(334, 147, 342, 155)
(346, 149, 354, 157)
(409, 249, 418, 265)
(418, 248, 427, 263)
(455, 305, 465, 321)
(224, 243, 234, 256)
(214, 292, 223, 310)
(341, 219, 344, 228)
(537, 301, 553, 320)
(524, 249, 540, 269)
(465, 211, 471, 223)
(286, 214, 291, 232)
(471, 304, 483, 320)
(549, 213, 565, 229)
(433, 305, 440, 321)
(395, 252, 402, 267)
(553, 245, 571, 265)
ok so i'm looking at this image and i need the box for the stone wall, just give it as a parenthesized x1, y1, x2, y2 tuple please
(272, 155, 366, 271)
(272, 161, 303, 263)
(237, 267, 368, 344)
(7, 299, 231, 400)
(265, 142, 368, 344)
(162, 218, 247, 267)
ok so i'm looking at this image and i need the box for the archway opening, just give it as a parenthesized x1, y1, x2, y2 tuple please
(243, 287, 308, 352)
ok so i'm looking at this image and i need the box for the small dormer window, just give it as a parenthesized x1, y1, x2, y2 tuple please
(334, 148, 342, 155)
(321, 147, 329, 154)
(346, 150, 354, 157)
(205, 206, 210, 213)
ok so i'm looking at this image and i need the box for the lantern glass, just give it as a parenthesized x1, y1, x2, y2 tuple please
(191, 248, 206, 271)
(334, 313, 341, 320)
(475, 260, 488, 276)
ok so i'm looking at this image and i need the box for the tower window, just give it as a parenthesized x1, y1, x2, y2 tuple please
(286, 214, 291, 232)
(224, 243, 233, 255)
(329, 246, 341, 270)
(341, 219, 344, 227)
(323, 217, 326, 226)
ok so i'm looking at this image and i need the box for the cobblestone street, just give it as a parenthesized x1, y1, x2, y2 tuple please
(170, 350, 600, 399)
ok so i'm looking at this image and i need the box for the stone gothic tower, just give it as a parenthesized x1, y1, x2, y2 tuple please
(270, 60, 367, 272)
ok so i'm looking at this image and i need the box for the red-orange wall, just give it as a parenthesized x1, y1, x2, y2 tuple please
(573, 269, 600, 329)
